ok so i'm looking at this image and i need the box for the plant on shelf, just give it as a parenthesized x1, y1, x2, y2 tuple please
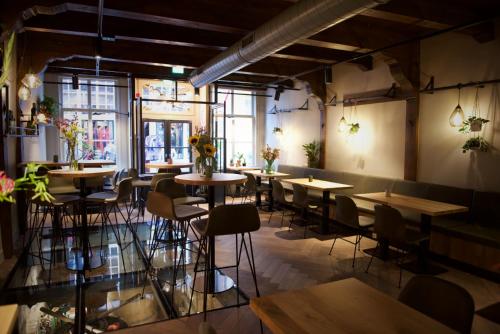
(261, 145, 280, 174)
(349, 122, 360, 135)
(459, 116, 489, 133)
(302, 141, 320, 168)
(0, 163, 54, 203)
(462, 136, 489, 153)
(56, 116, 84, 170)
(37, 96, 59, 124)
(189, 127, 217, 178)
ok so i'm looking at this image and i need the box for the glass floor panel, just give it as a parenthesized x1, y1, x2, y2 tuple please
(1, 220, 247, 333)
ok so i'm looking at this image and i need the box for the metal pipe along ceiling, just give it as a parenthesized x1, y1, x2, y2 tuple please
(188, 0, 389, 88)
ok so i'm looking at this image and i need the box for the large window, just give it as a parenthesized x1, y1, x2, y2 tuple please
(60, 77, 118, 162)
(216, 89, 256, 165)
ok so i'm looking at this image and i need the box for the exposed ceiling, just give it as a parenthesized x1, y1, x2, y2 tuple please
(1, 0, 498, 88)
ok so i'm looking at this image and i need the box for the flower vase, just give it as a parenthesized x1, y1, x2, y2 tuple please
(68, 144, 78, 171)
(198, 159, 214, 178)
(264, 159, 275, 174)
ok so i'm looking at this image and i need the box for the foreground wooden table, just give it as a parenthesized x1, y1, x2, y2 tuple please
(282, 178, 353, 234)
(250, 278, 456, 334)
(0, 304, 19, 334)
(353, 192, 468, 274)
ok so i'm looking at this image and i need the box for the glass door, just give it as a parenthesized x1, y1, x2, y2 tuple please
(143, 120, 165, 165)
(142, 120, 192, 171)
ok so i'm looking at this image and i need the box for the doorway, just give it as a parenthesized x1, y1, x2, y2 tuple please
(142, 119, 192, 171)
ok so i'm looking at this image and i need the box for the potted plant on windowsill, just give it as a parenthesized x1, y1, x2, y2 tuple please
(462, 136, 489, 153)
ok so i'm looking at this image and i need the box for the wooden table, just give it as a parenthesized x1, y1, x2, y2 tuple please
(48, 168, 116, 271)
(282, 178, 353, 234)
(227, 166, 259, 172)
(0, 304, 19, 334)
(49, 167, 115, 334)
(353, 192, 468, 274)
(145, 162, 194, 170)
(18, 160, 115, 168)
(250, 278, 456, 334)
(175, 173, 247, 293)
(244, 170, 290, 210)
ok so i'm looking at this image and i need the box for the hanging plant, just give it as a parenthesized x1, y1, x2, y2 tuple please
(272, 127, 283, 134)
(462, 136, 489, 153)
(459, 116, 489, 133)
(349, 122, 360, 135)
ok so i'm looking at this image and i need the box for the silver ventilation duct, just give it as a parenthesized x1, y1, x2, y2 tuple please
(189, 0, 389, 88)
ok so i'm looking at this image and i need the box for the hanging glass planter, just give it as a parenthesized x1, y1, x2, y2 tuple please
(449, 87, 464, 127)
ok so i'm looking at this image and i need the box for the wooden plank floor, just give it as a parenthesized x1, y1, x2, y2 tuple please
(2, 201, 499, 334)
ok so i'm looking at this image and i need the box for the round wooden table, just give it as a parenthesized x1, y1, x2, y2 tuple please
(48, 168, 115, 271)
(18, 160, 115, 168)
(145, 162, 194, 169)
(175, 173, 247, 293)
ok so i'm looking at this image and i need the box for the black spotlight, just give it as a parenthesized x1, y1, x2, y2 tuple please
(72, 73, 79, 90)
(324, 66, 333, 84)
(274, 86, 284, 101)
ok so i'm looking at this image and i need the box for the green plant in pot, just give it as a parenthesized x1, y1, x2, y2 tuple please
(302, 141, 320, 168)
(459, 116, 489, 133)
(462, 136, 489, 153)
(38, 96, 59, 123)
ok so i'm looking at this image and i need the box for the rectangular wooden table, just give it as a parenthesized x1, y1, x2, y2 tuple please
(250, 278, 456, 334)
(282, 178, 353, 234)
(0, 304, 19, 334)
(353, 192, 469, 274)
(244, 170, 290, 211)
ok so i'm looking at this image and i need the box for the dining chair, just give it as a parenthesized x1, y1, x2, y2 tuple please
(365, 204, 428, 287)
(241, 173, 270, 205)
(328, 195, 374, 267)
(188, 204, 261, 319)
(268, 179, 294, 226)
(291, 184, 322, 238)
(399, 275, 474, 334)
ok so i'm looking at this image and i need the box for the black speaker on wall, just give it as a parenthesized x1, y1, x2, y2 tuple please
(324, 66, 333, 84)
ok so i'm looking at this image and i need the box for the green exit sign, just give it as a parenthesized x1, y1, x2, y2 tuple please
(172, 66, 184, 74)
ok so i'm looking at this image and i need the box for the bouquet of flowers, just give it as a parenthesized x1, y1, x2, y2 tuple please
(56, 116, 84, 170)
(0, 163, 54, 203)
(189, 127, 217, 178)
(261, 145, 280, 174)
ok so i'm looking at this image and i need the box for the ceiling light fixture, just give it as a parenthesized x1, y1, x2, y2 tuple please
(449, 86, 465, 127)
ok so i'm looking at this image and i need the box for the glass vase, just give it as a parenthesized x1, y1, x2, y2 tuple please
(198, 159, 214, 178)
(68, 144, 78, 171)
(264, 159, 275, 174)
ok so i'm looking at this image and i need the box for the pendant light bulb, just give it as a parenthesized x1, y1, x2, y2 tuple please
(449, 104, 465, 127)
(338, 116, 348, 133)
(449, 87, 464, 127)
(22, 73, 42, 89)
(18, 85, 31, 101)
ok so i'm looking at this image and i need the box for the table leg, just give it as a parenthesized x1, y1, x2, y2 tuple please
(311, 190, 331, 235)
(399, 214, 447, 275)
(268, 178, 274, 211)
(255, 176, 262, 207)
(194, 185, 234, 294)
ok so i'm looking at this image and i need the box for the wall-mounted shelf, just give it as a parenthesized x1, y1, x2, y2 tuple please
(325, 83, 416, 107)
(267, 100, 308, 114)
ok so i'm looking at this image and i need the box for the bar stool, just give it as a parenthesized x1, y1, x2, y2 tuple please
(86, 178, 134, 265)
(154, 178, 205, 206)
(27, 193, 80, 285)
(188, 204, 261, 319)
(145, 191, 207, 290)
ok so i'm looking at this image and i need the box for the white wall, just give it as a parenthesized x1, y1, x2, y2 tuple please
(419, 26, 500, 191)
(264, 80, 321, 167)
(325, 60, 406, 178)
(265, 22, 500, 191)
